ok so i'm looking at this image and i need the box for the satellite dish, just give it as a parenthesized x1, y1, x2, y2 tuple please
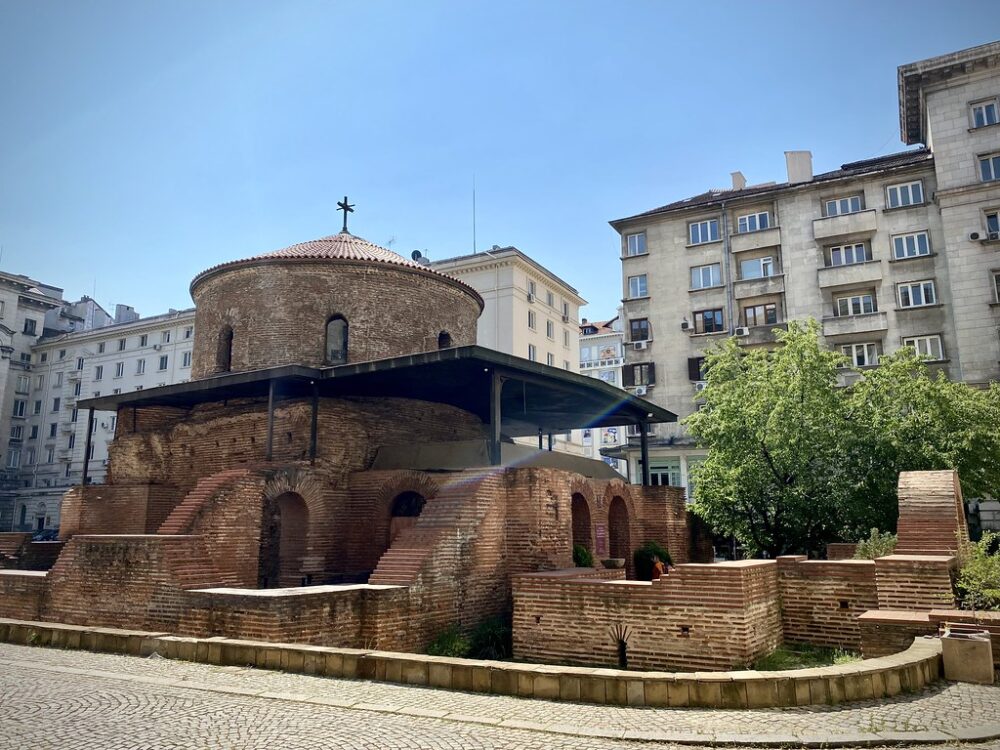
(411, 250, 423, 260)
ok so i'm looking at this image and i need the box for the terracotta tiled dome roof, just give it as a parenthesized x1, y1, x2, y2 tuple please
(190, 231, 479, 308)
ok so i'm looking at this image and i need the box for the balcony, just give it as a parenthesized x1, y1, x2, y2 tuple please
(736, 322, 788, 347)
(822, 311, 889, 338)
(730, 226, 781, 254)
(733, 274, 785, 300)
(817, 260, 883, 290)
(813, 209, 877, 241)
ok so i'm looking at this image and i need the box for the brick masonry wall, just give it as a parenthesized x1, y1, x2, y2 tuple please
(874, 555, 957, 610)
(0, 571, 47, 619)
(858, 611, 936, 658)
(777, 556, 878, 650)
(826, 543, 858, 560)
(896, 470, 969, 555)
(189, 261, 481, 377)
(59, 485, 183, 539)
(512, 561, 782, 671)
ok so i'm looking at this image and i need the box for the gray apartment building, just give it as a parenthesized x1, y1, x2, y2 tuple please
(607, 42, 1000, 492)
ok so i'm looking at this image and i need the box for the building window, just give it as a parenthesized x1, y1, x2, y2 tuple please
(112, 388, 121, 394)
(625, 363, 656, 386)
(546, 291, 555, 307)
(835, 293, 876, 316)
(546, 320, 555, 339)
(979, 153, 1000, 182)
(527, 310, 536, 329)
(903, 335, 944, 361)
(98, 342, 105, 354)
(218, 325, 234, 372)
(94, 365, 103, 381)
(76, 357, 84, 370)
(7, 448, 20, 469)
(693, 308, 724, 333)
(32, 400, 41, 415)
(54, 372, 63, 387)
(12, 400, 26, 418)
(110, 416, 117, 431)
(182, 351, 192, 367)
(73, 382, 81, 396)
(528, 280, 536, 298)
(139, 334, 148, 347)
(23, 319, 37, 335)
(527, 344, 537, 361)
(897, 280, 937, 308)
(10, 425, 24, 441)
(136, 359, 145, 375)
(892, 231, 931, 259)
(986, 211, 1000, 236)
(14, 375, 29, 394)
(824, 195, 863, 217)
(563, 330, 569, 347)
(827, 243, 870, 267)
(690, 263, 722, 289)
(687, 357, 707, 381)
(736, 211, 769, 233)
(70, 408, 78, 423)
(162, 331, 171, 343)
(68, 433, 75, 450)
(740, 256, 774, 279)
(20, 352, 31, 364)
(51, 398, 60, 413)
(29, 425, 38, 440)
(625, 232, 647, 256)
(35, 374, 43, 389)
(323, 316, 348, 365)
(994, 271, 1000, 303)
(45, 447, 54, 464)
(564, 361, 571, 370)
(59, 349, 66, 360)
(885, 180, 923, 208)
(689, 219, 720, 245)
(25, 447, 35, 466)
(842, 343, 879, 367)
(630, 318, 650, 342)
(114, 362, 125, 378)
(158, 355, 168, 371)
(546, 352, 555, 366)
(971, 98, 999, 128)
(39, 353, 47, 362)
(184, 326, 193, 339)
(118, 338, 127, 351)
(743, 303, 778, 327)
(48, 423, 57, 438)
(628, 274, 648, 298)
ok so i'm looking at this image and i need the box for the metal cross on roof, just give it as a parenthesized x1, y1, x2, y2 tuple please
(337, 196, 355, 233)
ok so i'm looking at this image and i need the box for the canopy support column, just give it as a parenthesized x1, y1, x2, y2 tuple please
(547, 433, 553, 452)
(265, 378, 276, 461)
(639, 421, 650, 486)
(81, 408, 94, 485)
(309, 381, 319, 464)
(489, 371, 503, 466)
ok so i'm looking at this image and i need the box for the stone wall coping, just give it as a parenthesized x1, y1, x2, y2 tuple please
(0, 570, 47, 578)
(72, 534, 202, 540)
(190, 583, 404, 597)
(792, 559, 875, 567)
(0, 617, 944, 709)
(858, 610, 932, 623)
(929, 609, 1000, 623)
(876, 554, 956, 563)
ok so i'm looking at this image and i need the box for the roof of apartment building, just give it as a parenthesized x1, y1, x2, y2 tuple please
(34, 307, 196, 347)
(432, 245, 585, 302)
(579, 317, 617, 336)
(610, 147, 933, 226)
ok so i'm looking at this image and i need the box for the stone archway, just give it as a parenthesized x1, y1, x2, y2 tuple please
(608, 495, 631, 564)
(388, 490, 426, 547)
(258, 491, 310, 588)
(571, 493, 593, 555)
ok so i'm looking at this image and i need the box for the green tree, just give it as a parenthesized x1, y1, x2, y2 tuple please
(684, 320, 853, 557)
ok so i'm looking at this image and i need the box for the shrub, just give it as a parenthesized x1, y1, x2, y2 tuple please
(956, 531, 1000, 611)
(572, 543, 594, 568)
(853, 528, 897, 559)
(426, 626, 470, 658)
(633, 541, 673, 581)
(468, 616, 512, 660)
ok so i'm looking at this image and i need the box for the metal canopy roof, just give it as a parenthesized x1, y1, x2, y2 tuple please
(77, 346, 675, 438)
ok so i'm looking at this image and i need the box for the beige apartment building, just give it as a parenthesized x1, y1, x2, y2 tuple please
(608, 42, 1000, 493)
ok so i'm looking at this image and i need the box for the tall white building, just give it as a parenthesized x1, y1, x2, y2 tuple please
(607, 41, 1000, 496)
(9, 307, 195, 531)
(577, 313, 628, 476)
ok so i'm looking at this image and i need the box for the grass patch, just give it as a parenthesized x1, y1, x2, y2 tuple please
(753, 644, 859, 671)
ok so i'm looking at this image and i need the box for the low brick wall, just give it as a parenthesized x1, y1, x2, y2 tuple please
(777, 556, 878, 650)
(512, 561, 782, 671)
(0, 617, 943, 708)
(0, 571, 47, 620)
(859, 610, 937, 658)
(825, 543, 857, 560)
(874, 555, 956, 610)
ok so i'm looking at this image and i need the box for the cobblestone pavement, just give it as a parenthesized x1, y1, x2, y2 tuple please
(2, 643, 1000, 749)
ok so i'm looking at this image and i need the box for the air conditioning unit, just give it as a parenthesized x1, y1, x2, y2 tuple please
(526, 293, 535, 303)
(153, 343, 162, 351)
(633, 385, 647, 396)
(680, 320, 690, 331)
(989, 231, 1000, 242)
(970, 231, 981, 241)
(735, 326, 750, 337)
(633, 341, 648, 351)
(694, 381, 708, 392)
(561, 315, 570, 323)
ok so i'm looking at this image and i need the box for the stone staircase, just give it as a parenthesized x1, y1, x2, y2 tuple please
(368, 472, 502, 586)
(157, 469, 252, 535)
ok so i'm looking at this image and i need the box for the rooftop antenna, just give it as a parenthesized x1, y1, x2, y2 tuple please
(386, 236, 396, 249)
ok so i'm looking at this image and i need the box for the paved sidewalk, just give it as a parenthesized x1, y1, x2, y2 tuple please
(1, 643, 999, 748)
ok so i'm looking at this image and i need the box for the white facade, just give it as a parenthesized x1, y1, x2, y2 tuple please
(577, 313, 628, 476)
(10, 308, 195, 531)
(608, 42, 1000, 500)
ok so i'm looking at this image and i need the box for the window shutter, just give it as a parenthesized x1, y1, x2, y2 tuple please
(622, 365, 635, 387)
(647, 363, 656, 385)
(687, 358, 702, 381)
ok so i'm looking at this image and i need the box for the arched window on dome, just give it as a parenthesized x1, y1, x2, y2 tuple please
(437, 330, 452, 349)
(217, 325, 234, 373)
(326, 316, 348, 365)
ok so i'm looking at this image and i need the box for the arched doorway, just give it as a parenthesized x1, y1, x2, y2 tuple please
(258, 492, 309, 588)
(388, 491, 426, 547)
(571, 493, 592, 554)
(217, 325, 234, 373)
(608, 496, 630, 564)
(437, 330, 452, 349)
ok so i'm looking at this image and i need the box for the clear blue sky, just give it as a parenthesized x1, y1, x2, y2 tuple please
(0, 1, 995, 320)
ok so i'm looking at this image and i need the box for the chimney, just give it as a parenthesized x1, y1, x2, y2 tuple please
(785, 151, 813, 184)
(730, 171, 746, 190)
(581, 318, 588, 325)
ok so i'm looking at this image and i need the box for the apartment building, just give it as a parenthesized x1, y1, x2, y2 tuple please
(9, 308, 195, 531)
(578, 313, 628, 476)
(608, 41, 1000, 494)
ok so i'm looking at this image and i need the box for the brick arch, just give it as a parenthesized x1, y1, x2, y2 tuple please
(258, 467, 328, 585)
(600, 482, 639, 577)
(372, 471, 441, 552)
(568, 479, 597, 557)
